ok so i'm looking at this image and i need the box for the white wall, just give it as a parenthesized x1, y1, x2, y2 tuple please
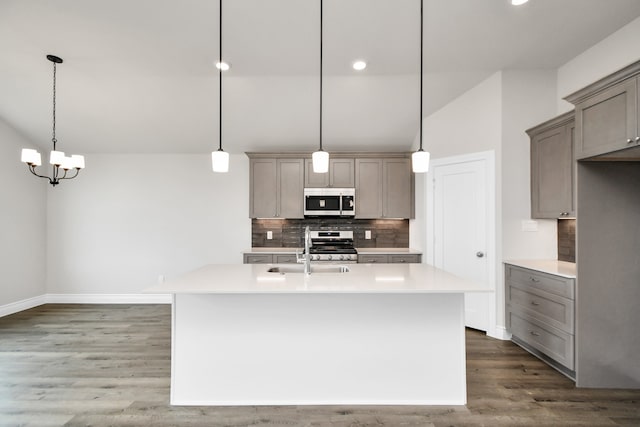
(46, 153, 250, 295)
(557, 16, 640, 113)
(0, 118, 47, 307)
(501, 70, 558, 262)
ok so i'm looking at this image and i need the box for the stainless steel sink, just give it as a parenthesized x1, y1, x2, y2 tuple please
(267, 265, 350, 274)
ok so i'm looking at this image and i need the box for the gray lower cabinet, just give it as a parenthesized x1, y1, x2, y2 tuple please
(358, 253, 421, 264)
(243, 253, 298, 264)
(304, 158, 355, 188)
(249, 158, 304, 218)
(527, 112, 575, 218)
(355, 158, 414, 219)
(243, 254, 273, 264)
(565, 61, 640, 160)
(506, 264, 575, 376)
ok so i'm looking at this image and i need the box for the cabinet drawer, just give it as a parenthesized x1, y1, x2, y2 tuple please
(358, 254, 389, 264)
(506, 265, 574, 299)
(508, 311, 574, 370)
(507, 283, 574, 333)
(389, 254, 421, 264)
(243, 254, 273, 264)
(274, 254, 297, 264)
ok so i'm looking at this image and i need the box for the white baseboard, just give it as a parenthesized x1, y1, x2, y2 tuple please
(0, 294, 48, 317)
(488, 325, 512, 341)
(0, 293, 172, 317)
(45, 293, 172, 304)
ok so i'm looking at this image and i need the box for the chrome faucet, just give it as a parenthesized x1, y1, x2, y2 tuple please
(297, 226, 312, 274)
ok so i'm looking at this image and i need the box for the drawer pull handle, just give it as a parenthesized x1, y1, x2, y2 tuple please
(530, 331, 540, 337)
(531, 301, 540, 306)
(529, 276, 540, 283)
(399, 259, 406, 263)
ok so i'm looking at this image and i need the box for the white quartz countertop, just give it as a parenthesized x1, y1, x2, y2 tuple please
(504, 259, 576, 278)
(146, 263, 489, 294)
(356, 248, 422, 255)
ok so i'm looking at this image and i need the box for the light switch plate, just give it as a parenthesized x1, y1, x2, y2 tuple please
(521, 220, 538, 232)
(365, 230, 372, 239)
(267, 231, 273, 240)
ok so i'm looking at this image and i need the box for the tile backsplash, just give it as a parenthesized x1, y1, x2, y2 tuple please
(252, 218, 409, 248)
(558, 219, 576, 263)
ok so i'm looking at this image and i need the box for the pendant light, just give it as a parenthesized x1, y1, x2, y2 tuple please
(212, 0, 229, 173)
(21, 55, 85, 186)
(312, 0, 329, 173)
(412, 0, 430, 173)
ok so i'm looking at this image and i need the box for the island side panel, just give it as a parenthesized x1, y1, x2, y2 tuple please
(172, 293, 466, 405)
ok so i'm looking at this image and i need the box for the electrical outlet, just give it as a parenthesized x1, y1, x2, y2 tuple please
(158, 274, 165, 283)
(267, 231, 273, 240)
(365, 230, 372, 240)
(521, 220, 538, 232)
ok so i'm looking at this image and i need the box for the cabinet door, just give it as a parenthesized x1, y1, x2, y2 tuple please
(530, 124, 574, 218)
(304, 158, 355, 188)
(277, 159, 304, 218)
(383, 158, 413, 218)
(575, 77, 637, 159)
(304, 158, 329, 188)
(329, 158, 355, 187)
(250, 158, 277, 218)
(355, 159, 383, 218)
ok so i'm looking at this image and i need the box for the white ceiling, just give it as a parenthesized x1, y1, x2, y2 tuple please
(1, 0, 640, 155)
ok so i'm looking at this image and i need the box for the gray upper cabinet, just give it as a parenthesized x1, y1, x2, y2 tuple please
(527, 112, 575, 219)
(249, 157, 304, 218)
(249, 158, 277, 218)
(355, 158, 383, 218)
(304, 158, 355, 188)
(355, 157, 414, 219)
(565, 61, 640, 160)
(383, 158, 413, 219)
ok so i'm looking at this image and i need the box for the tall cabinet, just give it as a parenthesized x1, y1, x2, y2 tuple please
(564, 59, 640, 389)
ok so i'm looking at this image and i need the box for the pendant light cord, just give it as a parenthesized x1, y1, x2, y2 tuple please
(219, 0, 223, 152)
(319, 0, 323, 152)
(52, 61, 57, 150)
(419, 0, 423, 152)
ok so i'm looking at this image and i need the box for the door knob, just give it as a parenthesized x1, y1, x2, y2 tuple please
(476, 251, 484, 258)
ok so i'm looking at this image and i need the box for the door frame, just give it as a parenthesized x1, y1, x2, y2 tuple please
(426, 150, 498, 338)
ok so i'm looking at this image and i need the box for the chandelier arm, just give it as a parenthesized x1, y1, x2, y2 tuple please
(27, 164, 53, 180)
(59, 169, 80, 180)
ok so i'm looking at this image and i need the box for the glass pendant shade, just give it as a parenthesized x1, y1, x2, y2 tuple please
(412, 149, 430, 173)
(212, 150, 229, 173)
(312, 150, 329, 173)
(21, 149, 42, 166)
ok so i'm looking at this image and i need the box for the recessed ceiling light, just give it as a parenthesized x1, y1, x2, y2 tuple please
(511, 0, 529, 5)
(216, 61, 230, 71)
(352, 60, 367, 71)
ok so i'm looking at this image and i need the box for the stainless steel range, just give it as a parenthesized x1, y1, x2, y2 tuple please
(308, 230, 358, 262)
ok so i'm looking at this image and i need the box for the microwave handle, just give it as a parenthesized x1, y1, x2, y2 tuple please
(339, 192, 343, 216)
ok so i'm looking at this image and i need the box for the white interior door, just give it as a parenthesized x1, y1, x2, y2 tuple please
(431, 155, 492, 332)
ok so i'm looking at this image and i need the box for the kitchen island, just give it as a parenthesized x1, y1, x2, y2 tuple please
(146, 263, 490, 406)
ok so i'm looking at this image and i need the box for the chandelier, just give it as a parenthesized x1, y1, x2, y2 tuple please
(21, 55, 85, 186)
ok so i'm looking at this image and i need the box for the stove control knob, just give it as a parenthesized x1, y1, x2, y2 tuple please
(339, 255, 345, 260)
(327, 255, 332, 261)
(313, 255, 320, 261)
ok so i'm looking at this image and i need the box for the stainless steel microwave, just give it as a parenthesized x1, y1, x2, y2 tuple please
(304, 188, 355, 217)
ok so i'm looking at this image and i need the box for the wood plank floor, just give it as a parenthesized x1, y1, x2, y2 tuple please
(0, 304, 638, 426)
